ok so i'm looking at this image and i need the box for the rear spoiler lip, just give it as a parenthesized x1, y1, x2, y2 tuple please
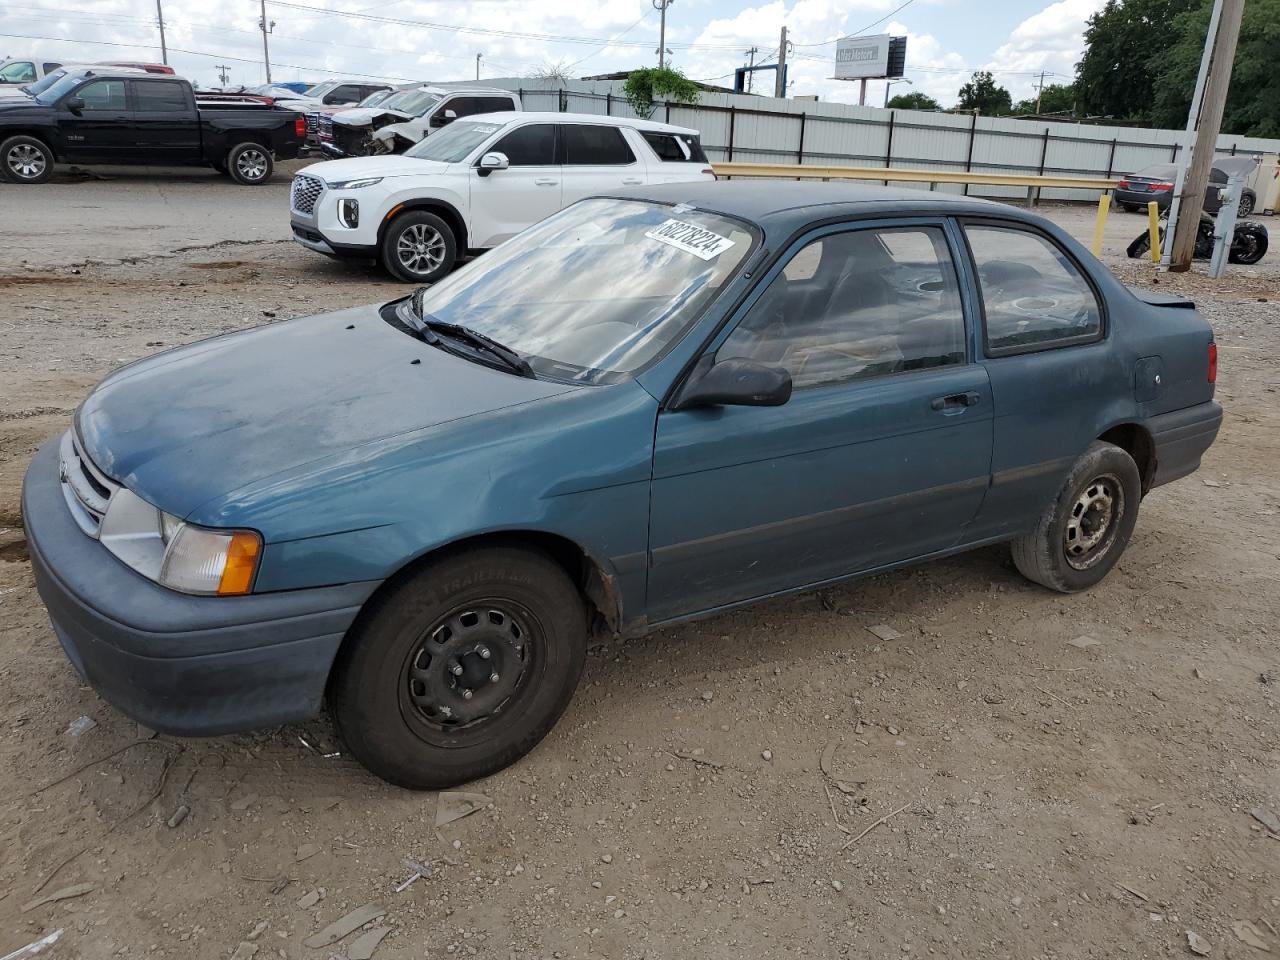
(1127, 284, 1196, 309)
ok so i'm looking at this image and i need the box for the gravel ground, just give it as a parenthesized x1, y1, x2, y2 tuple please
(0, 173, 1277, 960)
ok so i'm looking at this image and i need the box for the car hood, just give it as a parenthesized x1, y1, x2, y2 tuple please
(303, 155, 452, 182)
(332, 106, 412, 126)
(76, 303, 577, 524)
(0, 97, 44, 112)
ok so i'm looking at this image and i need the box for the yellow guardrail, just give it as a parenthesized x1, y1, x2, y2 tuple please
(711, 161, 1120, 193)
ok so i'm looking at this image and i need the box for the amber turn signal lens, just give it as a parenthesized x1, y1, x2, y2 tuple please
(217, 530, 262, 595)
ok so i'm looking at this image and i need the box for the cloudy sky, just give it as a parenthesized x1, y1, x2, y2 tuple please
(2, 0, 1103, 106)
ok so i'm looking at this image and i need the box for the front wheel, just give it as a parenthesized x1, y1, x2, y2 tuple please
(226, 142, 273, 185)
(1, 135, 54, 184)
(1237, 193, 1255, 217)
(380, 210, 457, 283)
(329, 547, 588, 789)
(1011, 441, 1141, 593)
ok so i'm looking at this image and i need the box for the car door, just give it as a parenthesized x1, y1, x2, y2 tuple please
(468, 122, 561, 248)
(130, 79, 199, 162)
(559, 123, 644, 203)
(57, 78, 131, 162)
(956, 220, 1116, 542)
(646, 221, 994, 622)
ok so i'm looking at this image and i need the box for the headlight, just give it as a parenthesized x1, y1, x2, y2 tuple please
(326, 177, 382, 189)
(98, 488, 261, 596)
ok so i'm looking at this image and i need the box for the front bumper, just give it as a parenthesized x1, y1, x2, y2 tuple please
(1147, 400, 1222, 487)
(22, 438, 381, 736)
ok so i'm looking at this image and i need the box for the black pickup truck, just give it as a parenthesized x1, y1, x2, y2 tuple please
(0, 68, 305, 185)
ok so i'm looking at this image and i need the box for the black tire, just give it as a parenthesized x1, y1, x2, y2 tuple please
(329, 546, 587, 789)
(1228, 226, 1268, 265)
(1237, 192, 1255, 217)
(226, 142, 273, 185)
(380, 210, 457, 283)
(1, 134, 54, 184)
(1010, 441, 1142, 593)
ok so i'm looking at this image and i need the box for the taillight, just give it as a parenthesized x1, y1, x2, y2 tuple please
(1207, 342, 1217, 383)
(703, 167, 717, 180)
(1152, 182, 1173, 192)
(1118, 179, 1131, 189)
(295, 116, 306, 138)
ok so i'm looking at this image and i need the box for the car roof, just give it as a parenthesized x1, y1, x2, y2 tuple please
(459, 110, 700, 137)
(58, 65, 151, 80)
(603, 180, 1008, 230)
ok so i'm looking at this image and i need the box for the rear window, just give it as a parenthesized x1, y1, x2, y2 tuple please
(641, 132, 708, 164)
(561, 124, 635, 165)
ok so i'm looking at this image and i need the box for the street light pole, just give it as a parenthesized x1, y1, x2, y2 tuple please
(884, 77, 911, 107)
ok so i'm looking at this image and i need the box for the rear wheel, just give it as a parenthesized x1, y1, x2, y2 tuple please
(329, 546, 587, 789)
(226, 142, 273, 185)
(1, 135, 54, 184)
(1011, 441, 1141, 593)
(1229, 226, 1268, 265)
(380, 210, 457, 284)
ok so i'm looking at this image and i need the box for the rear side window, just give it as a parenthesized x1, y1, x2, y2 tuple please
(133, 80, 188, 112)
(491, 123, 556, 165)
(562, 124, 635, 165)
(44, 62, 62, 73)
(77, 79, 127, 111)
(643, 132, 687, 161)
(964, 224, 1102, 355)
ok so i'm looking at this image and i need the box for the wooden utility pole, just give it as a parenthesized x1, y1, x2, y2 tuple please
(155, 0, 168, 65)
(259, 0, 273, 84)
(774, 26, 787, 98)
(1168, 0, 1244, 271)
(654, 0, 672, 70)
(1033, 70, 1046, 113)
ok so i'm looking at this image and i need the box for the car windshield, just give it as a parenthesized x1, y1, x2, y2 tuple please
(24, 68, 69, 97)
(404, 120, 502, 162)
(34, 73, 86, 104)
(403, 198, 757, 383)
(357, 89, 390, 107)
(305, 81, 340, 98)
(381, 88, 440, 116)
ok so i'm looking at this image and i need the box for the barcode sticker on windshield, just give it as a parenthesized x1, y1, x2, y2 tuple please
(644, 219, 735, 260)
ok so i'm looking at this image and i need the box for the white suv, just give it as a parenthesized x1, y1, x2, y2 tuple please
(289, 111, 716, 283)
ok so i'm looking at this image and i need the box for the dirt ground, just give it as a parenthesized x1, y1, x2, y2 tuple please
(0, 167, 1277, 960)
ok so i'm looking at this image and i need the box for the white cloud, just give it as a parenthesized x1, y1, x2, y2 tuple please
(984, 0, 1103, 99)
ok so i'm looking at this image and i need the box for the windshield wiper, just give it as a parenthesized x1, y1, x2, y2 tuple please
(405, 288, 535, 378)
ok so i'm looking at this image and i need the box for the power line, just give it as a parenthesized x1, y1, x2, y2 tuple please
(792, 0, 918, 48)
(563, 11, 651, 70)
(266, 0, 745, 50)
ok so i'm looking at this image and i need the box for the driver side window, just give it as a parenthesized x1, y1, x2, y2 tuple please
(76, 79, 126, 111)
(965, 225, 1101, 354)
(719, 226, 966, 390)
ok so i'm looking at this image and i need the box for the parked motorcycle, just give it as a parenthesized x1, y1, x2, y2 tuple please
(1127, 211, 1269, 265)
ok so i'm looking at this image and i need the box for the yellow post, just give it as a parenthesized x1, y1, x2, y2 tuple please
(1092, 191, 1110, 256)
(1146, 201, 1162, 262)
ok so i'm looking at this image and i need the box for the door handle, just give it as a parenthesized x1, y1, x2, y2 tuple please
(930, 391, 981, 411)
(622, 177, 643, 185)
(534, 178, 558, 186)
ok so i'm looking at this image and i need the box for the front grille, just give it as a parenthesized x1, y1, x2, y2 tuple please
(291, 174, 324, 216)
(58, 430, 119, 538)
(318, 116, 334, 142)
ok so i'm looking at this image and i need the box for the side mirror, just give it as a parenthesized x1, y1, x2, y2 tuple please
(64, 96, 85, 114)
(671, 356, 793, 411)
(431, 108, 457, 128)
(476, 151, 509, 177)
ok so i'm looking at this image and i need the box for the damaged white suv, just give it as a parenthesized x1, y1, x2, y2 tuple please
(290, 112, 717, 283)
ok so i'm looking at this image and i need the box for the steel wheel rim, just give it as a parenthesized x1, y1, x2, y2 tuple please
(235, 148, 268, 181)
(7, 143, 45, 179)
(398, 600, 538, 740)
(396, 223, 445, 276)
(1064, 473, 1124, 570)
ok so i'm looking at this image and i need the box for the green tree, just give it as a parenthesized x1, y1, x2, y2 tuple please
(1151, 0, 1280, 137)
(1013, 82, 1078, 115)
(956, 71, 1012, 114)
(887, 91, 942, 111)
(1075, 0, 1200, 121)
(623, 67, 701, 119)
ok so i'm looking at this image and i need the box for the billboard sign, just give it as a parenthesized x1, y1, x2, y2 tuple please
(834, 34, 906, 80)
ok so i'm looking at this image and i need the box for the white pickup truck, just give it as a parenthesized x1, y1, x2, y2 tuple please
(290, 111, 716, 282)
(317, 85, 521, 158)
